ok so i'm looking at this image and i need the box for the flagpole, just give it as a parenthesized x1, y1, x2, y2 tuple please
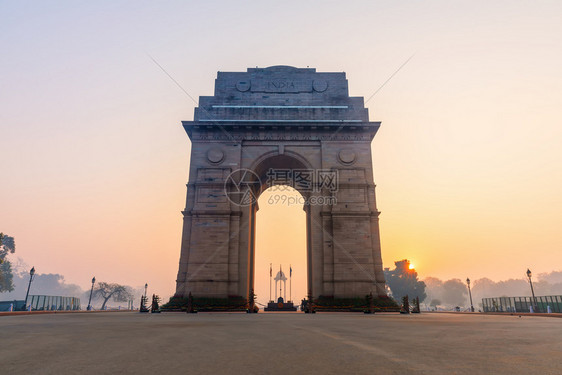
(290, 264, 292, 302)
(269, 263, 272, 302)
(279, 264, 282, 301)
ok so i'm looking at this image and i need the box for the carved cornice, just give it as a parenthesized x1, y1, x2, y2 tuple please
(183, 122, 380, 142)
(326, 210, 381, 217)
(190, 132, 375, 142)
(182, 210, 243, 217)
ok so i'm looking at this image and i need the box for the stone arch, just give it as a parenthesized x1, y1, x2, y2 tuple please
(174, 66, 387, 308)
(250, 150, 315, 199)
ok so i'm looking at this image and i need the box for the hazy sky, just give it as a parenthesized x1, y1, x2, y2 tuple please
(1, 1, 561, 303)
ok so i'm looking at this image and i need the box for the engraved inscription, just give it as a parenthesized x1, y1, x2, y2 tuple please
(250, 79, 313, 93)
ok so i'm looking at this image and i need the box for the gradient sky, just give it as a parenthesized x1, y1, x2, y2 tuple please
(1, 1, 561, 303)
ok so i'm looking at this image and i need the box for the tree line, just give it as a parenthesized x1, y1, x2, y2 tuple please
(1, 232, 140, 309)
(3, 233, 561, 310)
(384, 259, 562, 310)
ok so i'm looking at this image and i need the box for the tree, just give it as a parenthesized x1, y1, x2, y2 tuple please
(423, 276, 444, 303)
(0, 233, 16, 293)
(441, 279, 468, 306)
(384, 259, 427, 302)
(93, 282, 133, 310)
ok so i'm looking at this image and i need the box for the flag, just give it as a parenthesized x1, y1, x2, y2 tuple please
(270, 263, 272, 277)
(290, 265, 292, 277)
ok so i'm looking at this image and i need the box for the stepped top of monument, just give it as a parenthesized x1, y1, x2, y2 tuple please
(186, 66, 377, 126)
(245, 65, 317, 73)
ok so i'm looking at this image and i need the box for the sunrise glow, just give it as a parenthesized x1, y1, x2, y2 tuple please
(0, 1, 560, 302)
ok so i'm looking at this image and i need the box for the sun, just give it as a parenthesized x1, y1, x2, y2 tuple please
(409, 263, 415, 270)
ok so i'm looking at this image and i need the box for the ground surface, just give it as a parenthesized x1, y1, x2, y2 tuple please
(1, 312, 560, 374)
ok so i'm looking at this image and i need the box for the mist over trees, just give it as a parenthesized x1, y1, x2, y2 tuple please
(423, 271, 562, 309)
(0, 259, 145, 309)
(383, 257, 562, 310)
(536, 270, 562, 285)
(1, 264, 86, 301)
(4, 248, 561, 311)
(423, 278, 467, 307)
(93, 282, 134, 310)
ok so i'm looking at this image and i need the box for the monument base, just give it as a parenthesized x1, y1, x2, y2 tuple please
(161, 295, 247, 312)
(264, 297, 297, 312)
(313, 295, 400, 312)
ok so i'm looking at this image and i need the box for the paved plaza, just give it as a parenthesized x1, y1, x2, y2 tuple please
(1, 312, 560, 374)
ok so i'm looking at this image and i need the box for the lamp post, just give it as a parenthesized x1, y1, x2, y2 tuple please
(466, 278, 474, 312)
(526, 269, 538, 313)
(87, 277, 96, 311)
(23, 266, 35, 311)
(142, 283, 148, 312)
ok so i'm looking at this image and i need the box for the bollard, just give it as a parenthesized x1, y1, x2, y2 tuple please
(547, 306, 552, 314)
(400, 296, 410, 314)
(530, 306, 534, 313)
(9, 303, 13, 312)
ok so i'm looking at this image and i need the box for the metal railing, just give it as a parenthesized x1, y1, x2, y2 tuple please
(28, 295, 81, 311)
(482, 295, 562, 313)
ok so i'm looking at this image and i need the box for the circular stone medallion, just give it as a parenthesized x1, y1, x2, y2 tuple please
(207, 148, 225, 164)
(236, 81, 250, 92)
(338, 149, 356, 164)
(313, 80, 328, 92)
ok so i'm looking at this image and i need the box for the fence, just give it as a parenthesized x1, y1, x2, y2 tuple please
(0, 300, 25, 311)
(482, 295, 562, 313)
(28, 295, 81, 311)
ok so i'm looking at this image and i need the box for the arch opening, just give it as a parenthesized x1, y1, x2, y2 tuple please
(248, 153, 313, 310)
(254, 185, 307, 308)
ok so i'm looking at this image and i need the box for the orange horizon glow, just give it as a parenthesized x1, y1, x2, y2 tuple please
(1, 2, 561, 301)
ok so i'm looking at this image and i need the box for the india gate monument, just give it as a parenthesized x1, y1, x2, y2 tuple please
(175, 66, 387, 306)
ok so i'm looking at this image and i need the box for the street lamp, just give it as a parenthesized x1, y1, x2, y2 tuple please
(526, 269, 538, 313)
(23, 266, 36, 311)
(142, 283, 148, 311)
(466, 278, 474, 312)
(87, 276, 96, 311)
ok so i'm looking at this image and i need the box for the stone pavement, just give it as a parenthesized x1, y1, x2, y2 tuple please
(1, 312, 560, 374)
